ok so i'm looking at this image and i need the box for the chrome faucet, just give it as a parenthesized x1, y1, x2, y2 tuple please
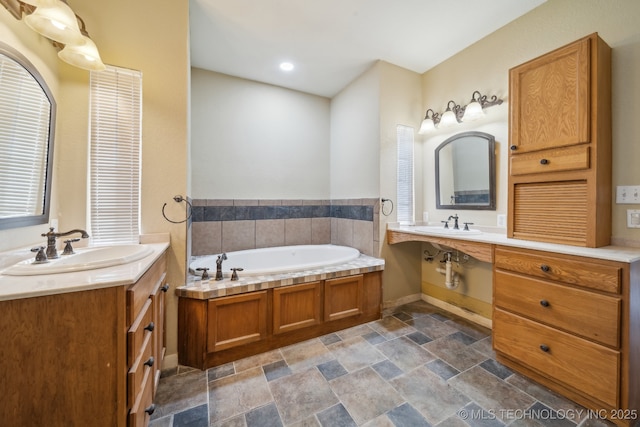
(448, 214, 460, 230)
(41, 227, 89, 259)
(215, 253, 227, 280)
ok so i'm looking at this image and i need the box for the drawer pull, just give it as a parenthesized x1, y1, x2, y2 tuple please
(540, 264, 550, 273)
(144, 356, 155, 368)
(540, 158, 549, 165)
(145, 403, 156, 416)
(539, 344, 550, 352)
(144, 321, 155, 332)
(161, 284, 169, 292)
(540, 300, 550, 307)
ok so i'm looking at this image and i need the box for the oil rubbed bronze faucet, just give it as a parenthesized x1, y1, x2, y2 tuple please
(215, 253, 227, 280)
(448, 214, 460, 230)
(41, 227, 89, 259)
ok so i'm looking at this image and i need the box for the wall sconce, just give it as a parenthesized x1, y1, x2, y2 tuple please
(419, 90, 503, 134)
(1, 0, 105, 71)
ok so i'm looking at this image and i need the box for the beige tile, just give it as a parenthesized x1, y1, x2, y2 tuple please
(332, 218, 353, 247)
(285, 218, 312, 246)
(234, 199, 260, 206)
(208, 366, 273, 424)
(256, 219, 285, 248)
(423, 334, 488, 372)
(153, 369, 208, 418)
(368, 316, 417, 340)
(353, 219, 374, 255)
(222, 220, 255, 252)
(259, 199, 282, 205)
(234, 349, 283, 373)
(311, 217, 331, 244)
(389, 366, 470, 425)
(326, 336, 385, 372)
(375, 336, 436, 372)
(449, 365, 536, 422)
(269, 368, 338, 425)
(330, 367, 404, 425)
(191, 221, 221, 256)
(281, 338, 333, 372)
(207, 199, 233, 206)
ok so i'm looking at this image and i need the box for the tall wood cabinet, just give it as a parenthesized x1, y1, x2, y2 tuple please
(508, 33, 612, 247)
(0, 253, 168, 427)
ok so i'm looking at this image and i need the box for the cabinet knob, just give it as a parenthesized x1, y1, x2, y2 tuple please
(539, 344, 550, 353)
(144, 356, 155, 367)
(540, 264, 550, 273)
(510, 145, 517, 151)
(540, 158, 549, 165)
(145, 403, 156, 415)
(161, 284, 169, 292)
(540, 300, 550, 307)
(144, 321, 155, 332)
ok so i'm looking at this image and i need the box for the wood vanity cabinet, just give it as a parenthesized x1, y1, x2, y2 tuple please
(493, 246, 639, 425)
(508, 32, 612, 247)
(0, 253, 167, 427)
(178, 271, 382, 369)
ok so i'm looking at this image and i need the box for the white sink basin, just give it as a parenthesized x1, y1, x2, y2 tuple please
(1, 244, 154, 276)
(412, 226, 482, 235)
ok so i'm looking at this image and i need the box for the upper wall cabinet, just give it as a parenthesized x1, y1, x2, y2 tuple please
(507, 33, 611, 248)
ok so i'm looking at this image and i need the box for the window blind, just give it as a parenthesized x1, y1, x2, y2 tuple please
(0, 54, 51, 218)
(89, 65, 142, 245)
(396, 125, 415, 225)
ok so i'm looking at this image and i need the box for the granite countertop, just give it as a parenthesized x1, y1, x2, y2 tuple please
(0, 239, 169, 301)
(175, 253, 385, 300)
(387, 223, 640, 263)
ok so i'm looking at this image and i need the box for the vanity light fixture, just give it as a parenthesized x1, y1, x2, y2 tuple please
(1, 0, 105, 71)
(23, 0, 84, 45)
(418, 90, 503, 134)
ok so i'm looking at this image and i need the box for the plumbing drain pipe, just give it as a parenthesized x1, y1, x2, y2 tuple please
(436, 252, 460, 289)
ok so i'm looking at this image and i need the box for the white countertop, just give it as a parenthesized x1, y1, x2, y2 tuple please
(0, 242, 169, 301)
(387, 224, 640, 263)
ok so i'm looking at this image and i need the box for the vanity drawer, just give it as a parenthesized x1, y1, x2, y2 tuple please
(494, 270, 621, 347)
(127, 254, 166, 324)
(510, 145, 590, 175)
(128, 298, 153, 365)
(495, 247, 621, 293)
(129, 367, 155, 427)
(128, 331, 153, 405)
(493, 309, 620, 408)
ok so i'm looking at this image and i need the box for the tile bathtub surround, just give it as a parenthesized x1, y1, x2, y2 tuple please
(190, 199, 380, 257)
(149, 301, 615, 427)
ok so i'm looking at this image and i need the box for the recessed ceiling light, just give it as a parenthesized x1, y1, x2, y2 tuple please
(279, 62, 294, 72)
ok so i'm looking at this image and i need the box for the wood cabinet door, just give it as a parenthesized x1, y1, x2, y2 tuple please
(207, 291, 268, 352)
(509, 35, 590, 154)
(273, 281, 322, 334)
(324, 275, 363, 322)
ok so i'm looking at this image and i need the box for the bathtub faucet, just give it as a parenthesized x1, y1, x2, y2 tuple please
(215, 253, 227, 280)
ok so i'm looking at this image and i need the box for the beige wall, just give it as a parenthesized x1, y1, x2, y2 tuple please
(419, 0, 640, 317)
(1, 1, 190, 367)
(191, 69, 331, 200)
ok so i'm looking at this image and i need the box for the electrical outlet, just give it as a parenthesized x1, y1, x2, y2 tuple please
(617, 185, 640, 204)
(497, 214, 506, 227)
(50, 218, 58, 230)
(628, 210, 640, 228)
(422, 212, 429, 222)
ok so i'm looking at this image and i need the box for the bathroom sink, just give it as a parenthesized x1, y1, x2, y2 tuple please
(1, 244, 154, 276)
(412, 225, 482, 236)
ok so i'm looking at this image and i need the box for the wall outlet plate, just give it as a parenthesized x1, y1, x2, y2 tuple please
(497, 214, 506, 227)
(627, 210, 640, 228)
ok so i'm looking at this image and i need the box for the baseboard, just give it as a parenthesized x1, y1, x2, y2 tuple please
(382, 293, 422, 310)
(421, 294, 492, 329)
(162, 352, 179, 370)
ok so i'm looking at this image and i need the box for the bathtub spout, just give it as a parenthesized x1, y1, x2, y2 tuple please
(215, 253, 227, 280)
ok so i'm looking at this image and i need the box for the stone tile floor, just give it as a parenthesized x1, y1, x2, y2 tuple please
(150, 300, 615, 427)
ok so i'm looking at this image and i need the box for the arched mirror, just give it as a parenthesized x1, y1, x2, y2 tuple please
(435, 131, 495, 210)
(0, 42, 56, 230)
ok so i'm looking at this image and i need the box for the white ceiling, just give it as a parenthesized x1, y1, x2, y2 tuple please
(189, 0, 546, 98)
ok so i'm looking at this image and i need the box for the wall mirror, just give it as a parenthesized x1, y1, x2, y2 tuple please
(0, 42, 56, 230)
(435, 131, 495, 210)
